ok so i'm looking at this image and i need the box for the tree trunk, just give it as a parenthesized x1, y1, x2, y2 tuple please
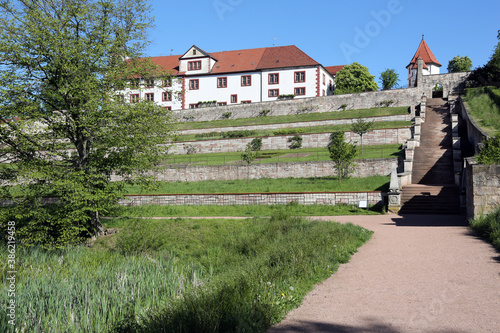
(88, 210, 103, 238)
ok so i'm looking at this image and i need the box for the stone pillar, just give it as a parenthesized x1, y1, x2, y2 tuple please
(449, 99, 456, 114)
(388, 162, 401, 213)
(453, 136, 462, 186)
(420, 94, 427, 122)
(451, 114, 459, 136)
(404, 139, 415, 173)
(413, 117, 421, 146)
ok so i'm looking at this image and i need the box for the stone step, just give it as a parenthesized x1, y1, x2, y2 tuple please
(400, 185, 460, 214)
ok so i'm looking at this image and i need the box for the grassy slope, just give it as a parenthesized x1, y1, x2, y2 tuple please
(123, 175, 390, 195)
(165, 144, 402, 166)
(463, 87, 500, 135)
(175, 106, 409, 130)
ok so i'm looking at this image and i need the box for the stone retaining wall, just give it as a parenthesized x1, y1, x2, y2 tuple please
(178, 114, 412, 135)
(140, 158, 395, 182)
(175, 89, 420, 122)
(466, 160, 500, 219)
(172, 127, 411, 155)
(119, 191, 385, 207)
(457, 97, 490, 154)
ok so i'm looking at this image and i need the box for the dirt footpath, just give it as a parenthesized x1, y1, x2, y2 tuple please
(268, 214, 500, 333)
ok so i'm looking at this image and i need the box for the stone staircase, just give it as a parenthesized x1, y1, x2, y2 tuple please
(400, 98, 460, 214)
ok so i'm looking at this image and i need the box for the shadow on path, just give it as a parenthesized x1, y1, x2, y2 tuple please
(389, 214, 467, 227)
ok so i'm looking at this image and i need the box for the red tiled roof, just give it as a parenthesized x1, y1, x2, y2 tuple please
(407, 39, 442, 68)
(146, 45, 321, 75)
(325, 65, 346, 76)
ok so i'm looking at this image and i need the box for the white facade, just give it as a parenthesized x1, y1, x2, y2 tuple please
(121, 45, 337, 110)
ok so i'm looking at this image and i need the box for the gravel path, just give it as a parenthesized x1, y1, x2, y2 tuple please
(268, 214, 500, 333)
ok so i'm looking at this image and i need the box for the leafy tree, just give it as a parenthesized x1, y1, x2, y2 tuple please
(241, 143, 258, 184)
(328, 132, 358, 184)
(249, 138, 262, 152)
(350, 117, 374, 154)
(379, 68, 399, 90)
(477, 135, 500, 165)
(334, 62, 378, 95)
(468, 30, 500, 86)
(447, 55, 473, 73)
(0, 0, 175, 247)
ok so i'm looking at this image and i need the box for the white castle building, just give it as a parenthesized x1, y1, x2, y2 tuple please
(121, 45, 344, 110)
(407, 37, 442, 87)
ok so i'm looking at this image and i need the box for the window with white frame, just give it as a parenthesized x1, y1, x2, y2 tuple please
(294, 71, 305, 83)
(268, 73, 279, 84)
(162, 91, 172, 101)
(241, 75, 251, 86)
(294, 87, 305, 96)
(145, 93, 154, 101)
(268, 89, 279, 97)
(189, 79, 199, 90)
(217, 77, 227, 88)
(188, 61, 201, 71)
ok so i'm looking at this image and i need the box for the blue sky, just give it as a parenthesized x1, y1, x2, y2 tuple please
(145, 0, 499, 87)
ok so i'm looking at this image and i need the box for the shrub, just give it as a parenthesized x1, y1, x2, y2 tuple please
(378, 99, 395, 107)
(183, 115, 195, 122)
(220, 130, 256, 138)
(288, 135, 302, 149)
(221, 111, 232, 119)
(273, 128, 306, 136)
(249, 138, 262, 151)
(477, 135, 500, 165)
(470, 206, 500, 250)
(278, 94, 295, 100)
(194, 132, 220, 139)
(183, 144, 197, 155)
(339, 103, 348, 111)
(259, 109, 271, 117)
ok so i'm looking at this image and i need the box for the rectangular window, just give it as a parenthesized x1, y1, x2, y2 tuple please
(162, 91, 172, 101)
(165, 106, 172, 111)
(163, 77, 172, 87)
(130, 94, 139, 103)
(189, 104, 200, 109)
(231, 94, 237, 103)
(323, 74, 326, 85)
(145, 78, 154, 88)
(217, 102, 227, 106)
(189, 79, 199, 90)
(242, 100, 251, 104)
(145, 93, 154, 102)
(268, 73, 279, 84)
(241, 75, 251, 86)
(294, 71, 305, 83)
(188, 61, 201, 71)
(294, 87, 306, 96)
(217, 77, 227, 88)
(268, 89, 279, 97)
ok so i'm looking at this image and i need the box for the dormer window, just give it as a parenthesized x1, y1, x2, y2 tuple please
(193, 49, 197, 55)
(188, 61, 201, 71)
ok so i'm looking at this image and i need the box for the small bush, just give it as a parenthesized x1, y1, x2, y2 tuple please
(194, 132, 220, 139)
(249, 138, 262, 151)
(288, 135, 302, 149)
(378, 99, 395, 107)
(183, 115, 195, 122)
(221, 111, 232, 119)
(339, 103, 348, 111)
(273, 128, 306, 136)
(220, 130, 256, 139)
(470, 206, 500, 250)
(259, 109, 271, 117)
(278, 94, 295, 100)
(477, 135, 500, 165)
(183, 144, 197, 155)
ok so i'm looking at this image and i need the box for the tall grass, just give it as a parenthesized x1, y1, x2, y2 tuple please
(1, 213, 373, 332)
(469, 206, 500, 250)
(0, 246, 205, 333)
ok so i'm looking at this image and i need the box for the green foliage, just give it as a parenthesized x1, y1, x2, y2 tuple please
(249, 137, 263, 152)
(221, 111, 232, 119)
(467, 30, 500, 86)
(241, 143, 257, 183)
(378, 99, 395, 107)
(278, 94, 295, 99)
(476, 135, 500, 165)
(470, 205, 500, 250)
(194, 131, 220, 139)
(334, 62, 379, 94)
(220, 129, 256, 138)
(340, 103, 348, 111)
(273, 128, 307, 136)
(433, 84, 444, 92)
(351, 117, 374, 154)
(328, 132, 358, 184)
(379, 68, 399, 90)
(0, 0, 176, 247)
(259, 109, 271, 117)
(288, 135, 303, 149)
(447, 55, 473, 73)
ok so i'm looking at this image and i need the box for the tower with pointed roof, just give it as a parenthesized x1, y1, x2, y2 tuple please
(406, 36, 442, 87)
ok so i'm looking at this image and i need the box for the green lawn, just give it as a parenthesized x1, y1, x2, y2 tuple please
(463, 86, 500, 135)
(175, 106, 409, 130)
(123, 175, 390, 195)
(164, 144, 402, 166)
(175, 120, 411, 142)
